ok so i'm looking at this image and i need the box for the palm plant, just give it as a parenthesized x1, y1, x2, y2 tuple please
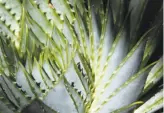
(0, 0, 163, 113)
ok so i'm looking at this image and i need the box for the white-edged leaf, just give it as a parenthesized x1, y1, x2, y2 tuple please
(43, 80, 78, 113)
(93, 62, 155, 113)
(51, 0, 75, 23)
(0, 75, 29, 108)
(0, 0, 22, 21)
(64, 78, 85, 113)
(16, 63, 35, 98)
(64, 63, 87, 98)
(134, 90, 163, 113)
(32, 58, 48, 90)
(94, 28, 129, 95)
(96, 3, 114, 73)
(143, 57, 163, 93)
(34, 0, 63, 30)
(0, 3, 20, 34)
(24, 0, 53, 35)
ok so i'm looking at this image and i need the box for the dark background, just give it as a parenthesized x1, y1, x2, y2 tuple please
(142, 0, 163, 62)
(139, 0, 163, 113)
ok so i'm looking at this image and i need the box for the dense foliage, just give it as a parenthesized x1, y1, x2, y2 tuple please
(0, 0, 163, 113)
